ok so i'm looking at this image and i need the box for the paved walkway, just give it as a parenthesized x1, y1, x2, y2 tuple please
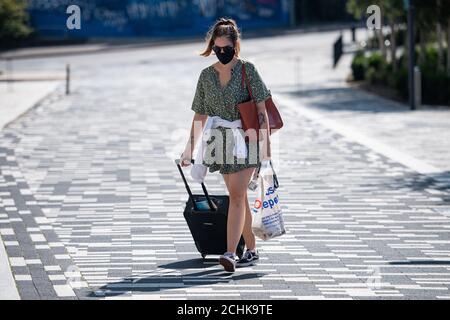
(248, 30, 450, 174)
(280, 82, 450, 173)
(0, 81, 61, 130)
(0, 235, 19, 299)
(0, 79, 62, 299)
(0, 30, 449, 299)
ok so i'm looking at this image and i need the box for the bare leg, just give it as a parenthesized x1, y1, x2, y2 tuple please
(242, 193, 256, 251)
(223, 172, 257, 252)
(222, 167, 255, 254)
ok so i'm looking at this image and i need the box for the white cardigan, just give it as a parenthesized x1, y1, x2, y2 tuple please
(191, 115, 247, 183)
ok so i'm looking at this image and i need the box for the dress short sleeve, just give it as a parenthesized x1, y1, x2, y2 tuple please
(246, 61, 271, 104)
(191, 70, 206, 114)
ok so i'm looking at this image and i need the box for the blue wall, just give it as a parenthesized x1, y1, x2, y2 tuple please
(27, 0, 291, 38)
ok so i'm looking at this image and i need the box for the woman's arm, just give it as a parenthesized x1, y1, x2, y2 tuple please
(256, 100, 271, 160)
(245, 61, 271, 160)
(181, 112, 208, 166)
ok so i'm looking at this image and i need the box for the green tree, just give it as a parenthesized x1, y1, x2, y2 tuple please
(346, 0, 372, 21)
(435, 0, 450, 75)
(348, 0, 450, 75)
(347, 0, 402, 59)
(383, 1, 404, 72)
(415, 1, 436, 66)
(448, 16, 450, 75)
(0, 0, 32, 42)
(415, 0, 450, 73)
(347, 0, 389, 59)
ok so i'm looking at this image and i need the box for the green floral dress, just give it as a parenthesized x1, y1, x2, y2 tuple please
(191, 58, 271, 174)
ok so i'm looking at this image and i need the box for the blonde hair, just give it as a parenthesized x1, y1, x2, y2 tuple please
(199, 17, 241, 57)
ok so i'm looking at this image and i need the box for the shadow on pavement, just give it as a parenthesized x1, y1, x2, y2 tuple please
(282, 86, 450, 202)
(88, 258, 265, 298)
(361, 171, 450, 203)
(389, 260, 450, 265)
(158, 258, 214, 269)
(400, 171, 450, 192)
(286, 87, 411, 113)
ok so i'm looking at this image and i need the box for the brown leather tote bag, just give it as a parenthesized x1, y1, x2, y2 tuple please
(237, 62, 283, 141)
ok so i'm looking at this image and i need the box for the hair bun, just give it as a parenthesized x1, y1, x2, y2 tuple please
(218, 17, 236, 27)
(199, 17, 241, 58)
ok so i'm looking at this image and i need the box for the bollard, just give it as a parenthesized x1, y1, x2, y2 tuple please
(351, 25, 356, 42)
(414, 66, 421, 110)
(66, 63, 70, 95)
(333, 35, 343, 68)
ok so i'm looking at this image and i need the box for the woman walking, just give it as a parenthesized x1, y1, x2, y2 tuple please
(180, 17, 272, 273)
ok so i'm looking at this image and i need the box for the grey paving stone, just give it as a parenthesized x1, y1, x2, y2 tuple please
(0, 41, 449, 300)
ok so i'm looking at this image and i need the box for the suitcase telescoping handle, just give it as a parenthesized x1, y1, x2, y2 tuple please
(175, 159, 217, 211)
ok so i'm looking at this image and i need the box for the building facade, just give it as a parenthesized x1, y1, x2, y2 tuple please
(27, 0, 292, 39)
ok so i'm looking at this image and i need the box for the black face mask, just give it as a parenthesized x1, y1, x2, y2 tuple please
(212, 45, 235, 65)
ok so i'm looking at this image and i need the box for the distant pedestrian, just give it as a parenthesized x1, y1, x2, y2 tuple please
(180, 17, 272, 272)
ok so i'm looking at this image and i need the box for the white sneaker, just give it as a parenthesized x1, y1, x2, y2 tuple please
(219, 252, 236, 272)
(236, 249, 259, 268)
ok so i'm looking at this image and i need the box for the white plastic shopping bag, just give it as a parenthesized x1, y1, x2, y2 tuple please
(250, 160, 286, 241)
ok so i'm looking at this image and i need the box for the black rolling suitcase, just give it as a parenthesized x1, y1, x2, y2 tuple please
(175, 159, 245, 259)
